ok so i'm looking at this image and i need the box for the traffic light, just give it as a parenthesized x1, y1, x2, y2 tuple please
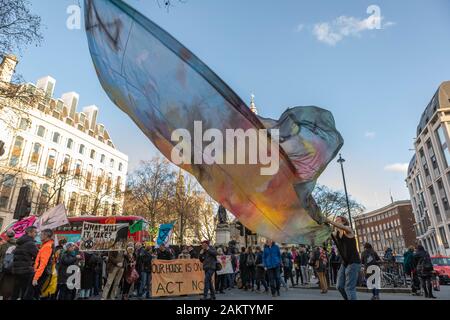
(13, 186, 32, 220)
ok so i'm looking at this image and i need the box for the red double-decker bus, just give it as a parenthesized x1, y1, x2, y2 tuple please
(54, 215, 149, 244)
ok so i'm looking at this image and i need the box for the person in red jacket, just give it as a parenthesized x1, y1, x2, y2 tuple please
(30, 229, 54, 300)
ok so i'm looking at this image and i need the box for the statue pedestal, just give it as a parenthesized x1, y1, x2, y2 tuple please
(215, 224, 231, 246)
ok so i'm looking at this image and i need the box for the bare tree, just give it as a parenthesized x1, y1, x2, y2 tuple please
(125, 157, 176, 229)
(313, 184, 365, 220)
(0, 0, 43, 56)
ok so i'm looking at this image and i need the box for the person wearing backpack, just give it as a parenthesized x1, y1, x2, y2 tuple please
(0, 231, 16, 299)
(360, 243, 381, 300)
(414, 245, 436, 299)
(281, 247, 295, 288)
(246, 247, 256, 291)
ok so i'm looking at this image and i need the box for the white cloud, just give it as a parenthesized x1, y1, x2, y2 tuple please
(384, 163, 409, 173)
(364, 131, 376, 139)
(312, 15, 395, 46)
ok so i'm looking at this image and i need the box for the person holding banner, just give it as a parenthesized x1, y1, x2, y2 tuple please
(101, 250, 125, 300)
(199, 240, 217, 300)
(122, 244, 139, 300)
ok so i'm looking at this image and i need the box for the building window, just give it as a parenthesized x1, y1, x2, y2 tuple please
(0, 175, 15, 209)
(100, 154, 105, 164)
(19, 118, 30, 130)
(439, 227, 449, 248)
(62, 155, 71, 174)
(436, 125, 450, 168)
(45, 150, 57, 177)
(109, 159, 114, 169)
(9, 136, 24, 167)
(36, 125, 46, 138)
(75, 160, 83, 179)
(427, 139, 440, 176)
(52, 132, 61, 144)
(118, 162, 123, 172)
(67, 138, 73, 149)
(68, 193, 78, 215)
(90, 149, 96, 160)
(86, 165, 93, 190)
(29, 143, 42, 171)
(79, 144, 85, 155)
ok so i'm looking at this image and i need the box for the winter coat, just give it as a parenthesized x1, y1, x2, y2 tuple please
(0, 238, 16, 271)
(33, 239, 54, 282)
(281, 252, 293, 269)
(157, 249, 173, 260)
(106, 251, 125, 273)
(361, 249, 380, 268)
(199, 246, 217, 271)
(12, 234, 38, 275)
(57, 251, 79, 285)
(263, 243, 281, 269)
(80, 252, 98, 290)
(414, 249, 434, 277)
(403, 250, 415, 275)
(138, 249, 153, 273)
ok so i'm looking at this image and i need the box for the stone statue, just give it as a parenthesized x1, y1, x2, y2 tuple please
(217, 205, 228, 225)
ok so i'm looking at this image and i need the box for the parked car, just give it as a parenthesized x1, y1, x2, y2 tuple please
(431, 255, 450, 285)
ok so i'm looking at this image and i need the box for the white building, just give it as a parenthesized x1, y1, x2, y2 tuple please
(406, 81, 450, 255)
(0, 55, 129, 230)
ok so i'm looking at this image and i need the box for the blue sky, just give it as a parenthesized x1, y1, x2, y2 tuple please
(15, 0, 450, 211)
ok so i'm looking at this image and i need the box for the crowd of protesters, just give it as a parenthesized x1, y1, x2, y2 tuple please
(0, 216, 440, 300)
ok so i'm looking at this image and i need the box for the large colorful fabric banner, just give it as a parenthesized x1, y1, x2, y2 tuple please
(79, 222, 129, 251)
(216, 255, 234, 275)
(84, 0, 342, 245)
(151, 259, 204, 297)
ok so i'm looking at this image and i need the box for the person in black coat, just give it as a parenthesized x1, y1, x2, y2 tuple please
(413, 245, 436, 299)
(157, 244, 173, 260)
(57, 243, 80, 300)
(137, 245, 153, 298)
(199, 240, 217, 300)
(239, 247, 248, 290)
(79, 252, 99, 299)
(11, 226, 38, 300)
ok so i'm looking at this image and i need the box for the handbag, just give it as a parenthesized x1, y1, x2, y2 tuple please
(126, 267, 140, 284)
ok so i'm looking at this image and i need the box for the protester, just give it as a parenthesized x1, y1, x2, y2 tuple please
(101, 250, 125, 300)
(291, 246, 300, 286)
(216, 248, 227, 294)
(122, 244, 138, 300)
(238, 247, 248, 290)
(157, 244, 173, 260)
(329, 247, 340, 286)
(403, 246, 420, 295)
(79, 252, 99, 300)
(0, 231, 16, 299)
(11, 226, 38, 300)
(255, 246, 268, 293)
(137, 245, 153, 299)
(360, 243, 381, 300)
(30, 229, 55, 300)
(178, 247, 191, 259)
(414, 245, 436, 299)
(263, 239, 281, 297)
(281, 247, 295, 288)
(328, 216, 361, 300)
(57, 242, 81, 300)
(187, 245, 198, 259)
(199, 240, 217, 300)
(92, 252, 103, 297)
(311, 247, 328, 294)
(245, 247, 256, 291)
(297, 246, 309, 285)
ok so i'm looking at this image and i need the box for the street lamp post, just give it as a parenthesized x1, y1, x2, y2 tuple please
(337, 154, 353, 229)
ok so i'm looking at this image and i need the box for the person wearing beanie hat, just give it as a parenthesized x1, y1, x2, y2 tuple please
(199, 240, 217, 300)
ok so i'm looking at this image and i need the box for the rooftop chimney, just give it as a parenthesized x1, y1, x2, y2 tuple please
(61, 92, 79, 119)
(36, 76, 56, 98)
(0, 54, 18, 83)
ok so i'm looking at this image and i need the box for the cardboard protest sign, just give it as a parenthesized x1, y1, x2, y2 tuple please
(217, 255, 234, 275)
(79, 222, 128, 251)
(151, 259, 205, 297)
